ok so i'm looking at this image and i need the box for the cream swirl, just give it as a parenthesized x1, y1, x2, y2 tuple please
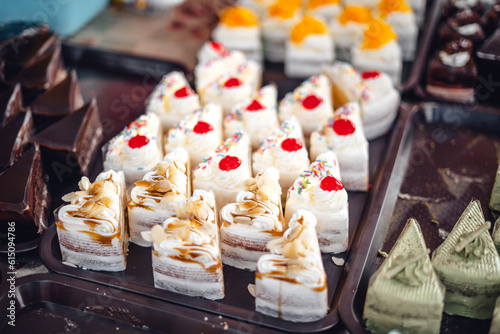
(439, 51, 470, 68)
(327, 125, 358, 148)
(57, 203, 119, 237)
(457, 233, 491, 260)
(123, 140, 163, 170)
(388, 253, 433, 286)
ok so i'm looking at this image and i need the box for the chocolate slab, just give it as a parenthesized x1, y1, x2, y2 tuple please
(30, 98, 103, 182)
(0, 83, 23, 127)
(0, 110, 33, 171)
(442, 0, 484, 17)
(0, 144, 49, 241)
(339, 103, 500, 333)
(476, 28, 500, 106)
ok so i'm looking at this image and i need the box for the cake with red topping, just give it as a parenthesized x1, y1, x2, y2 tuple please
(212, 6, 262, 62)
(278, 74, 333, 138)
(145, 71, 200, 131)
(220, 167, 284, 270)
(285, 15, 334, 78)
(55, 170, 128, 272)
(351, 19, 403, 86)
(285, 151, 348, 253)
(127, 148, 190, 246)
(255, 209, 328, 322)
(103, 112, 163, 185)
(164, 103, 223, 167)
(224, 84, 279, 150)
(141, 189, 224, 300)
(310, 102, 369, 191)
(253, 117, 310, 203)
(193, 132, 252, 211)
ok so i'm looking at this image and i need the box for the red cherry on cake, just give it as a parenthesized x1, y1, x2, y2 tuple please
(193, 121, 214, 134)
(320, 176, 344, 192)
(219, 155, 241, 171)
(361, 71, 381, 80)
(332, 119, 355, 136)
(128, 135, 150, 149)
(246, 99, 264, 111)
(210, 41, 228, 55)
(281, 138, 303, 152)
(174, 86, 194, 98)
(302, 94, 323, 110)
(224, 77, 243, 88)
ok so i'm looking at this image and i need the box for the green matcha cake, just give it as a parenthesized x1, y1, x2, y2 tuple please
(491, 296, 500, 334)
(431, 199, 500, 319)
(363, 218, 445, 334)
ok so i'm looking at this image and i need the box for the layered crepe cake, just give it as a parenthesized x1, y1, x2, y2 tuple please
(255, 209, 328, 322)
(310, 102, 369, 191)
(278, 74, 333, 138)
(322, 61, 400, 140)
(253, 117, 310, 203)
(220, 167, 284, 270)
(145, 71, 200, 132)
(431, 199, 500, 319)
(103, 112, 163, 185)
(142, 189, 224, 300)
(363, 218, 445, 334)
(193, 132, 252, 212)
(55, 170, 127, 272)
(164, 103, 223, 168)
(284, 15, 334, 78)
(128, 148, 190, 247)
(285, 151, 349, 253)
(224, 84, 279, 150)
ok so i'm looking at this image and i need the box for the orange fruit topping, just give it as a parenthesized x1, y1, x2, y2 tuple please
(269, 0, 301, 19)
(307, 0, 340, 10)
(219, 7, 258, 27)
(360, 18, 397, 49)
(338, 6, 373, 25)
(378, 0, 412, 18)
(290, 15, 327, 43)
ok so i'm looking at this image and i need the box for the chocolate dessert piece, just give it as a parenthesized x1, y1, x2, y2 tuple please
(0, 83, 23, 127)
(30, 98, 103, 182)
(0, 144, 49, 237)
(482, 3, 500, 36)
(29, 70, 84, 127)
(438, 9, 486, 46)
(443, 0, 484, 18)
(0, 111, 33, 172)
(476, 28, 500, 106)
(426, 38, 477, 102)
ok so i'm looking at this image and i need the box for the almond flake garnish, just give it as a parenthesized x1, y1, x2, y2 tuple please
(234, 216, 252, 224)
(151, 224, 166, 245)
(247, 284, 256, 298)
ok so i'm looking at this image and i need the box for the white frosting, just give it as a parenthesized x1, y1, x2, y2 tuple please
(457, 23, 481, 36)
(385, 12, 417, 32)
(352, 40, 402, 65)
(195, 50, 247, 91)
(330, 21, 367, 47)
(213, 25, 261, 50)
(286, 34, 334, 61)
(197, 41, 230, 63)
(261, 11, 301, 39)
(344, 0, 378, 8)
(439, 51, 470, 67)
(453, 0, 479, 9)
(306, 3, 341, 21)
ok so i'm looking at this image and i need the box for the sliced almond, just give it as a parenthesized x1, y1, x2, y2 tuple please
(238, 201, 257, 212)
(244, 178, 256, 187)
(234, 216, 252, 225)
(247, 284, 256, 298)
(80, 200, 96, 213)
(249, 206, 265, 216)
(156, 179, 172, 193)
(151, 224, 166, 245)
(78, 177, 91, 191)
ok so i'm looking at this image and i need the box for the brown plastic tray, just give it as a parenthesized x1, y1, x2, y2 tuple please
(412, 0, 500, 111)
(339, 102, 500, 333)
(0, 273, 281, 333)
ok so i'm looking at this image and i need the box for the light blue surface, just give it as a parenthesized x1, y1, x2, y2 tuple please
(0, 0, 109, 37)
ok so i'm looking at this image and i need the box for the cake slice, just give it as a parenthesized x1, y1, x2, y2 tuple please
(103, 112, 163, 185)
(212, 6, 262, 63)
(198, 60, 262, 116)
(197, 40, 231, 64)
(278, 74, 333, 138)
(0, 83, 23, 127)
(322, 61, 400, 139)
(494, 217, 500, 255)
(255, 209, 328, 322)
(220, 167, 284, 270)
(305, 0, 341, 22)
(193, 132, 252, 212)
(55, 169, 127, 272)
(431, 199, 500, 319)
(491, 296, 500, 334)
(363, 218, 445, 334)
(310, 102, 369, 191)
(284, 15, 335, 78)
(285, 151, 349, 253)
(224, 84, 279, 150)
(164, 103, 223, 168)
(128, 148, 190, 246)
(253, 117, 310, 203)
(0, 144, 49, 237)
(142, 189, 224, 300)
(145, 71, 200, 131)
(0, 111, 33, 171)
(30, 99, 103, 182)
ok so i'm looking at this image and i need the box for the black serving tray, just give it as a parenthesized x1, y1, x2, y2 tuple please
(339, 102, 500, 333)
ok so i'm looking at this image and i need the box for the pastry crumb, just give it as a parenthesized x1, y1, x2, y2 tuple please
(247, 284, 256, 298)
(223, 322, 229, 330)
(204, 316, 208, 321)
(438, 228, 449, 240)
(331, 256, 345, 266)
(431, 219, 439, 225)
(378, 250, 388, 258)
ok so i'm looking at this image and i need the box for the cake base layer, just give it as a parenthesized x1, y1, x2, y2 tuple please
(426, 84, 475, 104)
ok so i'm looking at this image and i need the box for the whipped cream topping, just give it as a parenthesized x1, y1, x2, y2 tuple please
(361, 71, 394, 104)
(195, 50, 247, 91)
(457, 23, 481, 36)
(221, 167, 283, 231)
(253, 117, 309, 173)
(197, 41, 231, 63)
(104, 113, 162, 172)
(142, 189, 219, 269)
(453, 0, 479, 8)
(439, 50, 470, 67)
(331, 21, 367, 46)
(315, 103, 364, 150)
(257, 209, 326, 286)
